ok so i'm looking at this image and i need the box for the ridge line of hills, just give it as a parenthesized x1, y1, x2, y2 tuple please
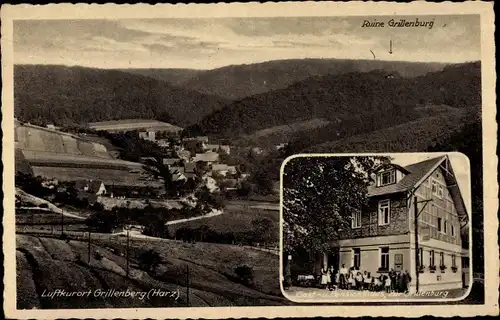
(14, 60, 479, 147)
(185, 61, 481, 140)
(14, 64, 231, 127)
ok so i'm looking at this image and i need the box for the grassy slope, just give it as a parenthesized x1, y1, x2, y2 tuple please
(16, 234, 288, 309)
(235, 118, 331, 148)
(167, 205, 279, 235)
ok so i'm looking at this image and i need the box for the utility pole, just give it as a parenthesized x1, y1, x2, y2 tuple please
(61, 209, 64, 236)
(126, 229, 130, 278)
(412, 195, 433, 293)
(186, 265, 190, 307)
(88, 230, 91, 265)
(414, 197, 420, 293)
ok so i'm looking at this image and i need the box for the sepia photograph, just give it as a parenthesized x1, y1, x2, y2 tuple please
(281, 153, 471, 302)
(1, 2, 497, 319)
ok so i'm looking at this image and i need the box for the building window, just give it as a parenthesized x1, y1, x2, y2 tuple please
(352, 211, 361, 229)
(353, 248, 361, 270)
(380, 247, 389, 270)
(462, 256, 470, 269)
(452, 255, 457, 268)
(437, 217, 442, 232)
(418, 248, 424, 267)
(379, 170, 395, 186)
(431, 179, 438, 194)
(440, 252, 445, 267)
(451, 224, 455, 237)
(438, 185, 444, 198)
(378, 200, 390, 225)
(429, 250, 435, 267)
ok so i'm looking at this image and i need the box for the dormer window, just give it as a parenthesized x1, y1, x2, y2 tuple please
(379, 170, 396, 186)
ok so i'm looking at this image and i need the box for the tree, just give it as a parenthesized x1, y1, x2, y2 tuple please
(143, 157, 177, 197)
(234, 265, 254, 286)
(282, 156, 387, 254)
(86, 211, 118, 233)
(252, 217, 274, 246)
(138, 249, 162, 274)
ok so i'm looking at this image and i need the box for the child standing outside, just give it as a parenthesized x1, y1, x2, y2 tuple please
(384, 275, 392, 293)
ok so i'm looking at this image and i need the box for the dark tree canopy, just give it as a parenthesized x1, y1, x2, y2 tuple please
(282, 156, 388, 253)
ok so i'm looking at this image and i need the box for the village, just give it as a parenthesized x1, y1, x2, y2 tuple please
(15, 118, 280, 249)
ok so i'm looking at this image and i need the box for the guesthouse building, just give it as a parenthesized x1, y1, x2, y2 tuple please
(294, 155, 470, 293)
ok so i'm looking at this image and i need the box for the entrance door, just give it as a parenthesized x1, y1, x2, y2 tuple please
(328, 248, 340, 270)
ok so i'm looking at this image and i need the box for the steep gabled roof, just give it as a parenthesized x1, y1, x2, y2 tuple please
(368, 156, 444, 197)
(193, 152, 219, 163)
(368, 155, 469, 227)
(88, 180, 105, 193)
(373, 163, 411, 174)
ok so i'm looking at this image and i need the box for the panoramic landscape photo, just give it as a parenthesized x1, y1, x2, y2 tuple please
(12, 15, 484, 309)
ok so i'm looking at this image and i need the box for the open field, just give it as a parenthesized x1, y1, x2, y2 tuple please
(22, 150, 141, 170)
(29, 166, 162, 188)
(16, 233, 287, 308)
(15, 122, 161, 187)
(168, 200, 280, 236)
(16, 124, 111, 159)
(236, 118, 331, 147)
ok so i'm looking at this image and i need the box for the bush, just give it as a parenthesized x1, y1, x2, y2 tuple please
(138, 249, 162, 274)
(91, 202, 105, 211)
(234, 265, 254, 286)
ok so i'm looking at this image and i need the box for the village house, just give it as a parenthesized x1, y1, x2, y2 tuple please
(212, 164, 238, 177)
(204, 143, 231, 155)
(183, 136, 209, 143)
(193, 151, 220, 165)
(75, 180, 107, 196)
(183, 163, 197, 180)
(163, 158, 182, 167)
(295, 156, 469, 293)
(169, 166, 187, 182)
(219, 145, 230, 155)
(176, 148, 192, 162)
(138, 130, 156, 142)
(75, 180, 107, 204)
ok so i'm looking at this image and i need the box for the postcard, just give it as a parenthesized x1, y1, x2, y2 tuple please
(1, 2, 497, 319)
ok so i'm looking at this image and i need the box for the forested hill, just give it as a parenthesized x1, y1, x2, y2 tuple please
(14, 65, 230, 127)
(186, 62, 481, 138)
(181, 58, 449, 100)
(118, 68, 204, 86)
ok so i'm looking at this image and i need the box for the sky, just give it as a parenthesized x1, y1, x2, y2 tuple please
(391, 152, 471, 216)
(13, 15, 481, 69)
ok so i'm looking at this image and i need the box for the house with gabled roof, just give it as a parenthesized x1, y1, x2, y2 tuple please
(310, 155, 469, 293)
(163, 158, 181, 167)
(193, 151, 219, 164)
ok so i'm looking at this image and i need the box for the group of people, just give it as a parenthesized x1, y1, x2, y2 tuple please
(320, 264, 412, 293)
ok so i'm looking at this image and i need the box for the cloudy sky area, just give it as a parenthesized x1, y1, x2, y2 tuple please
(14, 15, 480, 69)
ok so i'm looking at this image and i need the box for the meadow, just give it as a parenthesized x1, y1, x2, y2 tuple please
(167, 200, 280, 241)
(16, 233, 287, 309)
